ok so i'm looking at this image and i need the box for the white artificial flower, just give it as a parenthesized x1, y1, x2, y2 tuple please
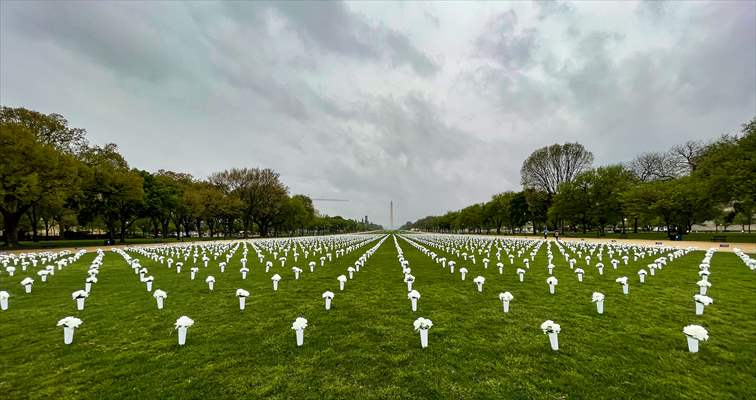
(638, 269, 647, 275)
(516, 268, 525, 274)
(175, 316, 194, 329)
(322, 291, 335, 299)
(57, 316, 83, 329)
(404, 274, 415, 282)
(413, 317, 433, 331)
(153, 289, 167, 299)
(696, 280, 711, 287)
(71, 290, 89, 299)
(205, 276, 215, 283)
(546, 276, 558, 285)
(540, 320, 561, 334)
(0, 290, 10, 300)
(574, 268, 584, 274)
(615, 277, 628, 285)
(473, 276, 485, 284)
(337, 275, 347, 282)
(20, 277, 34, 286)
(236, 288, 250, 297)
(408, 290, 421, 299)
(693, 294, 713, 305)
(291, 317, 308, 330)
(683, 324, 709, 341)
(86, 276, 98, 283)
(499, 292, 513, 302)
(592, 292, 605, 302)
(271, 274, 282, 281)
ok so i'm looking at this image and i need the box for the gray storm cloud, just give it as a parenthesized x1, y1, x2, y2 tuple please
(1, 0, 753, 227)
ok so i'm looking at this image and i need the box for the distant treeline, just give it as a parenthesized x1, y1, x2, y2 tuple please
(0, 106, 382, 247)
(402, 119, 755, 237)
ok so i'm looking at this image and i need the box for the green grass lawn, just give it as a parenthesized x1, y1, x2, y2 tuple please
(1, 235, 754, 399)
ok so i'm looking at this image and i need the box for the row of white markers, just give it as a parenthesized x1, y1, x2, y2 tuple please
(9, 234, 754, 352)
(53, 235, 389, 346)
(396, 234, 738, 353)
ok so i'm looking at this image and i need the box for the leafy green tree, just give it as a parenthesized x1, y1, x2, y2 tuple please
(0, 121, 80, 246)
(1, 106, 88, 154)
(79, 144, 144, 243)
(210, 168, 289, 237)
(694, 120, 755, 231)
(509, 192, 529, 233)
(484, 193, 512, 234)
(524, 188, 550, 232)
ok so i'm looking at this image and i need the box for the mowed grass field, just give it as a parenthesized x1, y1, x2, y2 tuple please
(1, 234, 755, 399)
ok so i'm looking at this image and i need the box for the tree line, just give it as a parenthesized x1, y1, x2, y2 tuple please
(402, 119, 755, 237)
(0, 106, 381, 247)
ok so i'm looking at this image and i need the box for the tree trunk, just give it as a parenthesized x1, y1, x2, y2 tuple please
(162, 219, 170, 239)
(120, 218, 127, 243)
(30, 206, 40, 242)
(242, 216, 251, 238)
(2, 211, 21, 247)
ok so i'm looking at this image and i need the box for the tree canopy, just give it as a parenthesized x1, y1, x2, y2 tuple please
(0, 106, 380, 247)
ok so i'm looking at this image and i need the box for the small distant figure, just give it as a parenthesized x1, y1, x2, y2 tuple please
(555, 231, 560, 242)
(544, 228, 549, 240)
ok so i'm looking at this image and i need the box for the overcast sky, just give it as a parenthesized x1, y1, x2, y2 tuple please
(2, 1, 754, 227)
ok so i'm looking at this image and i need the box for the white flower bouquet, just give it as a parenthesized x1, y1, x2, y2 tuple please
(413, 317, 433, 331)
(697, 279, 711, 295)
(541, 320, 561, 350)
(499, 291, 513, 312)
(574, 268, 584, 282)
(516, 268, 526, 282)
(20, 277, 34, 293)
(175, 316, 194, 328)
(693, 294, 713, 315)
(473, 276, 485, 292)
(292, 317, 308, 346)
(616, 276, 629, 294)
(592, 292, 605, 314)
(58, 316, 83, 329)
(540, 320, 561, 334)
(413, 317, 433, 348)
(58, 316, 83, 344)
(175, 315, 194, 345)
(153, 289, 167, 309)
(683, 324, 708, 352)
